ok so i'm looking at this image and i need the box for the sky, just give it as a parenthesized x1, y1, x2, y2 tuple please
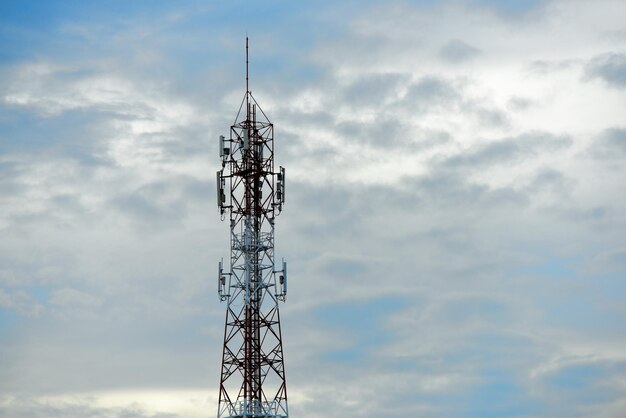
(1, 0, 625, 417)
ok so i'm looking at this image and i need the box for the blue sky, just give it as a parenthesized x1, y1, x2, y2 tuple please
(1, 1, 626, 417)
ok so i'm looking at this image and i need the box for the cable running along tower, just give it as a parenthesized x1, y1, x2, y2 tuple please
(216, 38, 289, 418)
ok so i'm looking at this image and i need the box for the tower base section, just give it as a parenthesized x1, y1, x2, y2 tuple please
(219, 400, 288, 418)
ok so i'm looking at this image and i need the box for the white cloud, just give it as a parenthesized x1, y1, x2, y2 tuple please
(0, 389, 212, 418)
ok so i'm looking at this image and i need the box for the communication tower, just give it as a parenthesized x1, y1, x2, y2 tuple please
(216, 38, 289, 418)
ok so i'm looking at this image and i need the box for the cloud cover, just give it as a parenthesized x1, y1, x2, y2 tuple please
(1, 0, 626, 417)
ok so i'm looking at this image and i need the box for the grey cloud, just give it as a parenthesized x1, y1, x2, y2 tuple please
(320, 257, 367, 277)
(0, 288, 43, 316)
(438, 296, 510, 326)
(529, 59, 577, 74)
(602, 29, 626, 42)
(507, 96, 533, 111)
(469, 0, 546, 17)
(441, 131, 572, 169)
(439, 39, 481, 63)
(113, 185, 186, 225)
(410, 171, 529, 209)
(589, 127, 626, 158)
(403, 76, 461, 111)
(307, 177, 526, 278)
(0, 159, 24, 197)
(334, 117, 407, 148)
(400, 76, 510, 129)
(280, 131, 338, 165)
(283, 170, 530, 281)
(279, 109, 335, 128)
(342, 73, 410, 107)
(312, 30, 411, 72)
(1, 309, 218, 393)
(526, 168, 575, 197)
(535, 359, 626, 415)
(110, 176, 213, 229)
(407, 128, 453, 151)
(585, 245, 626, 276)
(49, 288, 102, 309)
(285, 181, 368, 241)
(445, 140, 519, 168)
(605, 248, 626, 265)
(585, 52, 626, 88)
(547, 205, 618, 234)
(279, 76, 456, 153)
(474, 107, 509, 127)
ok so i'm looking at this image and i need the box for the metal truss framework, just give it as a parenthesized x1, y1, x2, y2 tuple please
(216, 38, 288, 418)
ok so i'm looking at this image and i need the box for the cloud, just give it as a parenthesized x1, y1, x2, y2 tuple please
(403, 76, 461, 111)
(470, 0, 545, 16)
(340, 72, 409, 108)
(49, 288, 102, 309)
(530, 357, 626, 416)
(439, 39, 481, 63)
(589, 127, 626, 158)
(0, 391, 208, 418)
(525, 168, 575, 198)
(441, 131, 572, 169)
(585, 52, 626, 88)
(110, 180, 190, 228)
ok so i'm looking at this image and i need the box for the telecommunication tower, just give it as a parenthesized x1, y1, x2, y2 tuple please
(216, 38, 289, 418)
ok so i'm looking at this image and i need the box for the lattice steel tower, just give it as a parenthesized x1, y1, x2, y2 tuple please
(216, 38, 289, 418)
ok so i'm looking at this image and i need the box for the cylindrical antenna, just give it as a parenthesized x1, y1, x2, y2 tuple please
(246, 36, 249, 94)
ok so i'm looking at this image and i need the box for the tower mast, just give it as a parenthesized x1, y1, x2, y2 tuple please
(216, 37, 289, 418)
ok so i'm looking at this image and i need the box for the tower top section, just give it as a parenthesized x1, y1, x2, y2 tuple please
(246, 36, 249, 94)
